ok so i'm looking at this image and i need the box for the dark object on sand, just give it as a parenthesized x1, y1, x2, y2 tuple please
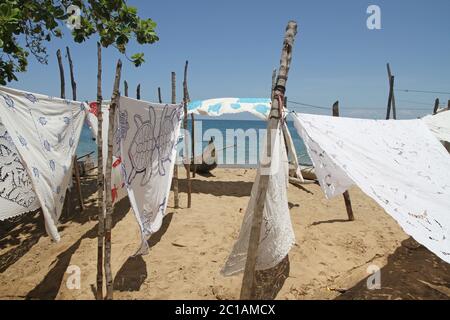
(190, 139, 217, 174)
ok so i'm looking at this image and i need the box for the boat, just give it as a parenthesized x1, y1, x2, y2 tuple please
(190, 138, 218, 174)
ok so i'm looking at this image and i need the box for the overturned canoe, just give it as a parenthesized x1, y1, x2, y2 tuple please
(190, 140, 218, 174)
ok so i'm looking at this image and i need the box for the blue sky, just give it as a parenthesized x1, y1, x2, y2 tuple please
(10, 0, 450, 119)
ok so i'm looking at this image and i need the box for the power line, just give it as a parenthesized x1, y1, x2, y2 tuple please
(287, 100, 329, 110)
(396, 89, 450, 95)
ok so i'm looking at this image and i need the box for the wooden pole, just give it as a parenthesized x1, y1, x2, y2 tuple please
(183, 60, 192, 208)
(240, 21, 298, 300)
(66, 47, 77, 101)
(157, 87, 162, 103)
(386, 63, 396, 120)
(136, 84, 141, 100)
(95, 42, 105, 300)
(56, 48, 71, 217)
(433, 98, 440, 115)
(332, 101, 355, 221)
(56, 49, 65, 99)
(271, 69, 277, 100)
(124, 80, 128, 97)
(65, 46, 85, 212)
(447, 100, 450, 110)
(171, 72, 180, 209)
(104, 59, 122, 300)
(386, 76, 394, 120)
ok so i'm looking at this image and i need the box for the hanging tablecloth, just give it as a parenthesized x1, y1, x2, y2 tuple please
(0, 86, 86, 241)
(115, 97, 183, 254)
(222, 123, 295, 275)
(292, 113, 450, 263)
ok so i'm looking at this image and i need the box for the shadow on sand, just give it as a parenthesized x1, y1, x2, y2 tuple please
(0, 176, 99, 274)
(112, 212, 175, 292)
(25, 197, 130, 300)
(335, 237, 450, 300)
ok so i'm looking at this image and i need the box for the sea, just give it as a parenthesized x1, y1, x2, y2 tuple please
(76, 119, 312, 167)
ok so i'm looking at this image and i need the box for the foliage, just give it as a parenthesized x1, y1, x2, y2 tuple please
(0, 0, 159, 84)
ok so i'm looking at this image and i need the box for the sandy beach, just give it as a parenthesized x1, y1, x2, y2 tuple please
(0, 168, 449, 300)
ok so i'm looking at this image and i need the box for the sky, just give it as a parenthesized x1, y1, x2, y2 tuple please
(9, 0, 450, 120)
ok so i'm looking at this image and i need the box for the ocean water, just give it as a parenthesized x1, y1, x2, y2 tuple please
(76, 119, 312, 167)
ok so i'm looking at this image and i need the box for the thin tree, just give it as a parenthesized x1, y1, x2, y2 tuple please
(183, 61, 192, 208)
(240, 21, 298, 300)
(104, 59, 123, 300)
(95, 42, 105, 300)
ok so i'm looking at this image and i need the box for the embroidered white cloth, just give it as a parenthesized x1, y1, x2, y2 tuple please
(222, 124, 295, 275)
(0, 86, 86, 241)
(188, 98, 271, 120)
(292, 113, 450, 263)
(85, 101, 127, 204)
(423, 110, 450, 144)
(115, 97, 183, 254)
(0, 122, 40, 220)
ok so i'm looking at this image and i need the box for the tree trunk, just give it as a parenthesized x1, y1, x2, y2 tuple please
(183, 61, 192, 208)
(66, 47, 77, 101)
(66, 46, 85, 212)
(171, 72, 180, 209)
(104, 59, 122, 300)
(124, 80, 128, 97)
(56, 49, 65, 99)
(240, 21, 298, 300)
(95, 42, 105, 300)
(136, 84, 141, 100)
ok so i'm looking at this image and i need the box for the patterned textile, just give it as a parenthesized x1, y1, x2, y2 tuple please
(293, 113, 450, 263)
(115, 97, 183, 254)
(0, 86, 86, 241)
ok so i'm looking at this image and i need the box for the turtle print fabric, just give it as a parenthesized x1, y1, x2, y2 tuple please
(292, 113, 450, 263)
(0, 86, 86, 241)
(115, 97, 183, 255)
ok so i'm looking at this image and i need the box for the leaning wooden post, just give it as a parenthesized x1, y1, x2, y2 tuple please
(104, 59, 122, 300)
(66, 46, 85, 212)
(433, 98, 440, 115)
(56, 49, 65, 99)
(386, 63, 396, 120)
(332, 101, 355, 221)
(271, 69, 277, 100)
(157, 87, 162, 103)
(240, 21, 298, 300)
(171, 72, 180, 209)
(124, 80, 128, 97)
(183, 61, 192, 208)
(386, 76, 395, 120)
(136, 84, 141, 100)
(95, 42, 105, 300)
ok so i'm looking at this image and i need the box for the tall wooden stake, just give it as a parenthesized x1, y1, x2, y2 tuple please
(66, 46, 85, 212)
(158, 87, 162, 103)
(386, 63, 396, 120)
(171, 72, 180, 209)
(240, 21, 298, 300)
(137, 84, 141, 100)
(56, 49, 65, 99)
(104, 59, 122, 300)
(433, 98, 440, 115)
(95, 42, 105, 300)
(332, 101, 355, 221)
(124, 80, 128, 97)
(183, 60, 192, 208)
(191, 112, 196, 178)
